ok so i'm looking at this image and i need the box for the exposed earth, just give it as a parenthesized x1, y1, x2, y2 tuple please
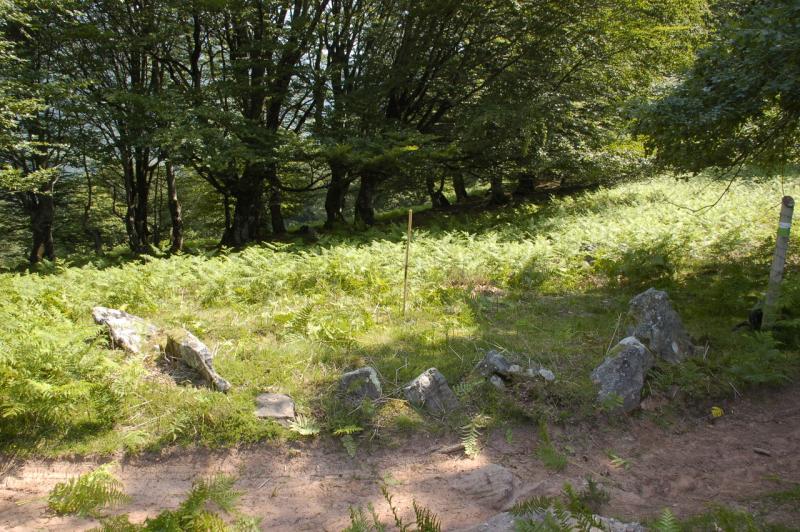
(2, 384, 799, 531)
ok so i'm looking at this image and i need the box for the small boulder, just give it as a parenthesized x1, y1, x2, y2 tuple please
(165, 329, 231, 393)
(629, 288, 694, 364)
(488, 375, 506, 391)
(476, 350, 513, 377)
(92, 306, 159, 356)
(403, 368, 459, 414)
(537, 368, 556, 382)
(591, 337, 654, 413)
(254, 393, 295, 420)
(339, 367, 382, 404)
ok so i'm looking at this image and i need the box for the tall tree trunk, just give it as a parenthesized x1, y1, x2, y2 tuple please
(354, 173, 377, 226)
(453, 173, 469, 203)
(266, 162, 286, 235)
(489, 174, 508, 205)
(324, 162, 349, 227)
(25, 189, 55, 264)
(165, 160, 183, 253)
(514, 173, 536, 196)
(221, 164, 265, 247)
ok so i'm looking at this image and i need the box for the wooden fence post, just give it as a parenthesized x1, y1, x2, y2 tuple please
(762, 195, 795, 330)
(402, 209, 413, 317)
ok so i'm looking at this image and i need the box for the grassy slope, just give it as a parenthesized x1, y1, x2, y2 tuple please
(2, 174, 800, 456)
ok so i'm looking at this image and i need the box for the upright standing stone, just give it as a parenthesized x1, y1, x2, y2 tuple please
(339, 367, 382, 405)
(403, 368, 459, 414)
(591, 337, 654, 413)
(629, 288, 694, 363)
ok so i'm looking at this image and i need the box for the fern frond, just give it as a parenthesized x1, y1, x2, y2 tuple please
(48, 466, 130, 517)
(653, 508, 680, 532)
(413, 500, 442, 532)
(288, 415, 321, 436)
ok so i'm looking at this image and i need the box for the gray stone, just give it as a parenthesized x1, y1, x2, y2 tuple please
(92, 306, 160, 356)
(489, 375, 506, 391)
(254, 393, 295, 420)
(591, 336, 654, 413)
(339, 367, 382, 404)
(403, 368, 459, 414)
(476, 350, 513, 377)
(629, 288, 695, 364)
(537, 368, 556, 382)
(450, 464, 515, 511)
(165, 329, 232, 393)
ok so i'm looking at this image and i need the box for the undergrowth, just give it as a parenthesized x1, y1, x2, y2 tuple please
(2, 175, 800, 456)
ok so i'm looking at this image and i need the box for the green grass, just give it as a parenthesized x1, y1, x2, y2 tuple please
(2, 174, 800, 456)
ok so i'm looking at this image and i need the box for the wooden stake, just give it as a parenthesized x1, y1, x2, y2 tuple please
(402, 209, 413, 316)
(763, 195, 794, 330)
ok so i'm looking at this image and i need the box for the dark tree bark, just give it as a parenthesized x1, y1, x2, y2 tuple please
(453, 173, 469, 203)
(122, 150, 152, 253)
(514, 173, 536, 196)
(489, 174, 508, 205)
(221, 164, 265, 247)
(426, 175, 450, 208)
(354, 173, 377, 226)
(324, 162, 350, 227)
(266, 162, 286, 235)
(165, 160, 183, 253)
(24, 189, 56, 264)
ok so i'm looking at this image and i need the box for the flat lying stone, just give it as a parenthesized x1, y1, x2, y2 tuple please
(92, 306, 159, 356)
(254, 393, 295, 420)
(450, 464, 515, 511)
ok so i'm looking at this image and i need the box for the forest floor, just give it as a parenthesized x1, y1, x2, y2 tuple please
(3, 382, 799, 531)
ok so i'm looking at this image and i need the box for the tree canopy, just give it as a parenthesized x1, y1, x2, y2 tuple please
(0, 0, 711, 265)
(638, 0, 800, 174)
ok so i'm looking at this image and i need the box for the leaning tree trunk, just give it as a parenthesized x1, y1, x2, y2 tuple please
(221, 164, 265, 247)
(165, 160, 183, 253)
(354, 173, 377, 226)
(25, 190, 56, 264)
(453, 173, 469, 203)
(426, 175, 451, 208)
(325, 162, 350, 228)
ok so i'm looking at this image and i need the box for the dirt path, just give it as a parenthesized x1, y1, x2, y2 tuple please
(2, 384, 799, 531)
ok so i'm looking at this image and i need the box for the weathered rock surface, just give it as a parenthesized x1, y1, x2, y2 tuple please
(339, 367, 382, 404)
(450, 464, 515, 511)
(629, 288, 694, 364)
(488, 375, 506, 391)
(93, 306, 231, 392)
(165, 329, 231, 393)
(476, 350, 513, 377)
(254, 393, 295, 420)
(463, 511, 645, 532)
(591, 337, 654, 413)
(92, 306, 159, 356)
(476, 350, 556, 385)
(403, 368, 459, 414)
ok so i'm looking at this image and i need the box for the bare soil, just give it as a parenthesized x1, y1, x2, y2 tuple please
(2, 383, 799, 531)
